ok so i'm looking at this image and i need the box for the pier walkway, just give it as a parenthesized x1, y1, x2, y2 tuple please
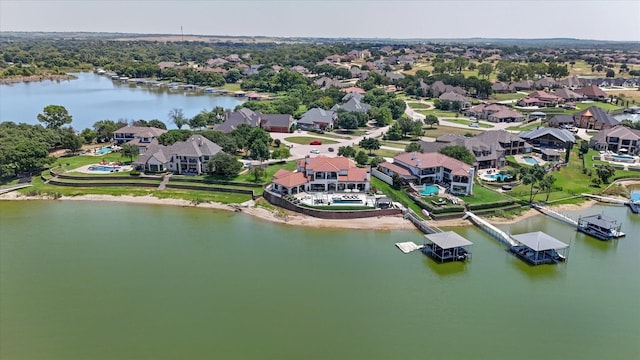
(463, 211, 518, 247)
(395, 209, 443, 253)
(0, 184, 32, 195)
(581, 193, 628, 205)
(532, 204, 579, 227)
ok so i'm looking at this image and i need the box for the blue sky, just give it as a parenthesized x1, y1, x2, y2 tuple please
(1, 0, 639, 41)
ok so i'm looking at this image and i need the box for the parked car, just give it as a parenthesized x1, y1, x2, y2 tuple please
(469, 123, 480, 128)
(328, 147, 334, 152)
(309, 140, 322, 145)
(364, 130, 372, 135)
(311, 129, 325, 134)
(310, 149, 320, 154)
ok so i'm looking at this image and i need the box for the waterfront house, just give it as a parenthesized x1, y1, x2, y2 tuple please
(270, 156, 370, 195)
(519, 127, 576, 149)
(297, 108, 337, 130)
(133, 135, 222, 175)
(573, 106, 619, 130)
(113, 126, 167, 154)
(213, 108, 261, 133)
(589, 125, 640, 155)
(379, 152, 474, 195)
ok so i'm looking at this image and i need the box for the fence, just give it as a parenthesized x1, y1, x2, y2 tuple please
(371, 168, 393, 185)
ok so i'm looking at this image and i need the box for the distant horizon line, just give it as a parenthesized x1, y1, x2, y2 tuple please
(2, 31, 639, 43)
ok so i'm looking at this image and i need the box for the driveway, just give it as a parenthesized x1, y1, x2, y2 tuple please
(269, 125, 391, 161)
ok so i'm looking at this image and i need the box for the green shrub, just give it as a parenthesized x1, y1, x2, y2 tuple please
(130, 169, 141, 176)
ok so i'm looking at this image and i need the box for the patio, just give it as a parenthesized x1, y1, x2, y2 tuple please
(293, 191, 381, 207)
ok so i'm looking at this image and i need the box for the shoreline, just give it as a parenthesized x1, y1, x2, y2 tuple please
(0, 74, 77, 85)
(0, 192, 602, 231)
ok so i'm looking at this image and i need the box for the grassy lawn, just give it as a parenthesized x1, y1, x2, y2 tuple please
(283, 136, 339, 145)
(506, 120, 543, 131)
(380, 140, 411, 149)
(510, 148, 640, 203)
(603, 89, 640, 103)
(490, 93, 528, 101)
(417, 109, 460, 118)
(371, 177, 427, 219)
(353, 145, 402, 158)
(422, 125, 481, 138)
(219, 83, 241, 92)
(460, 185, 510, 204)
(574, 101, 624, 112)
(317, 132, 353, 140)
(52, 152, 127, 171)
(407, 102, 432, 109)
(445, 119, 494, 128)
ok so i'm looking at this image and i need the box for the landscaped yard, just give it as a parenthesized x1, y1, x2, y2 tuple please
(417, 109, 461, 118)
(407, 102, 432, 109)
(370, 177, 427, 219)
(283, 136, 339, 145)
(574, 101, 624, 113)
(460, 185, 510, 204)
(506, 120, 543, 131)
(353, 145, 402, 158)
(444, 119, 494, 128)
(490, 92, 528, 101)
(421, 125, 481, 138)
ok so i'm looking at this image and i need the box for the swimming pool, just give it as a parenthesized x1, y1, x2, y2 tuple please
(611, 154, 635, 161)
(95, 147, 112, 155)
(88, 165, 120, 172)
(631, 191, 640, 202)
(331, 198, 363, 204)
(523, 156, 539, 165)
(419, 185, 439, 196)
(485, 174, 513, 181)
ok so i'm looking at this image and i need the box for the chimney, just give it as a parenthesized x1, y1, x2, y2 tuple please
(305, 155, 310, 166)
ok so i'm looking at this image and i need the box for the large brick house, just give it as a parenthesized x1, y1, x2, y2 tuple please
(133, 135, 222, 175)
(574, 106, 619, 130)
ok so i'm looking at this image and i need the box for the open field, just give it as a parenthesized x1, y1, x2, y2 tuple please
(602, 89, 640, 103)
(490, 92, 528, 101)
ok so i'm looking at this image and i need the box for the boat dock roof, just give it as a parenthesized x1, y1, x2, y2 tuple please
(512, 231, 568, 251)
(424, 231, 473, 249)
(579, 214, 619, 228)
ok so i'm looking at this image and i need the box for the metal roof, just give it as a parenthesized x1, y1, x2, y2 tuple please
(424, 231, 473, 249)
(511, 231, 568, 251)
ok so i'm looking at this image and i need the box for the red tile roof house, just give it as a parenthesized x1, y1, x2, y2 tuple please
(516, 91, 563, 107)
(379, 152, 475, 195)
(270, 156, 370, 195)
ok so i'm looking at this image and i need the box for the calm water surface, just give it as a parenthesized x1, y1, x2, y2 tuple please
(0, 73, 244, 130)
(1, 201, 638, 359)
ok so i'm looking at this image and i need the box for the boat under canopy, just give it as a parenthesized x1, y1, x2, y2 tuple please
(510, 231, 569, 265)
(422, 231, 473, 263)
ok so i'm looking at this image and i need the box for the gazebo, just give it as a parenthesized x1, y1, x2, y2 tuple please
(510, 231, 569, 265)
(422, 231, 473, 263)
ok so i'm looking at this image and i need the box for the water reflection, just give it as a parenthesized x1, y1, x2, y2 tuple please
(422, 256, 469, 277)
(509, 254, 565, 280)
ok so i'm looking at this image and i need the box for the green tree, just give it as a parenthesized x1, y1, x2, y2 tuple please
(147, 119, 168, 130)
(61, 131, 83, 154)
(249, 139, 270, 160)
(412, 121, 424, 137)
(355, 150, 369, 166)
(80, 128, 97, 144)
(121, 143, 140, 163)
(359, 137, 381, 155)
(370, 156, 386, 168)
(93, 120, 127, 143)
(337, 145, 356, 158)
(385, 122, 403, 140)
(337, 112, 359, 130)
(37, 105, 72, 129)
(405, 142, 423, 153)
(540, 174, 556, 202)
(168, 108, 187, 129)
(397, 115, 415, 137)
(424, 114, 439, 128)
(188, 113, 207, 130)
(438, 145, 475, 165)
(391, 173, 403, 189)
(208, 152, 242, 177)
(250, 165, 266, 182)
(596, 164, 616, 184)
(519, 164, 546, 203)
(271, 147, 291, 159)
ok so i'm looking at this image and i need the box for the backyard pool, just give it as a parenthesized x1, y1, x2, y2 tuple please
(485, 173, 513, 181)
(88, 165, 120, 172)
(419, 185, 439, 196)
(523, 156, 539, 165)
(611, 154, 636, 162)
(95, 147, 112, 155)
(631, 191, 640, 202)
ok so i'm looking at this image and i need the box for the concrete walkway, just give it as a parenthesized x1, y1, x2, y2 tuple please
(157, 173, 171, 190)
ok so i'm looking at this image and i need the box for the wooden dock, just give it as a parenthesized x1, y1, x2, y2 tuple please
(463, 211, 518, 247)
(0, 184, 31, 195)
(395, 242, 424, 254)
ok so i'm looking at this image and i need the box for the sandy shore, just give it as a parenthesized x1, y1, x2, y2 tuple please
(0, 192, 606, 231)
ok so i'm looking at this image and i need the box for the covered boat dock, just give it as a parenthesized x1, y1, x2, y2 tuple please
(510, 231, 569, 265)
(422, 231, 473, 263)
(577, 214, 625, 240)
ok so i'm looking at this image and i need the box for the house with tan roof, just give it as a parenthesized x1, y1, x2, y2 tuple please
(113, 126, 167, 154)
(270, 156, 370, 195)
(132, 135, 222, 174)
(574, 106, 619, 130)
(589, 125, 640, 155)
(379, 152, 474, 195)
(575, 85, 607, 100)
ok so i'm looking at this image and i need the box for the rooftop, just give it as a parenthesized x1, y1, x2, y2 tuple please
(511, 231, 569, 251)
(424, 231, 473, 249)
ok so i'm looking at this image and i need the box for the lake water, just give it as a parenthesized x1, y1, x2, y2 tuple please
(1, 200, 638, 359)
(0, 73, 245, 130)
